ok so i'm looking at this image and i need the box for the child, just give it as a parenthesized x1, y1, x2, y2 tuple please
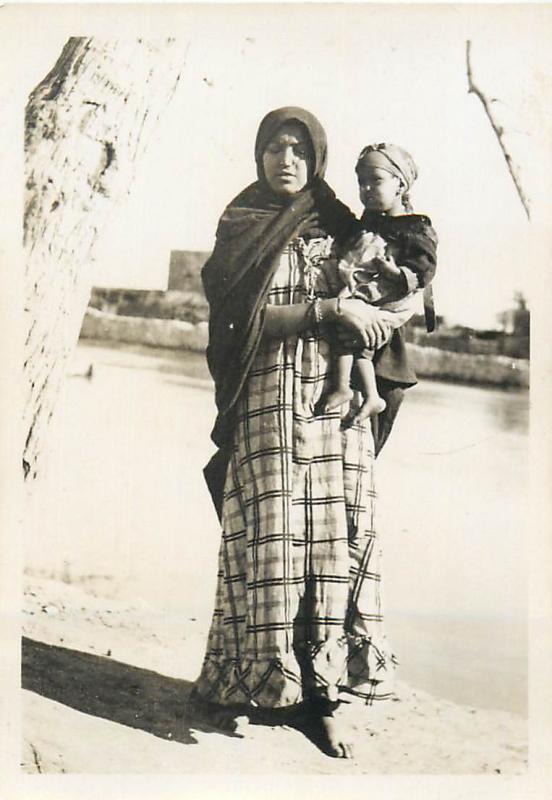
(323, 142, 438, 423)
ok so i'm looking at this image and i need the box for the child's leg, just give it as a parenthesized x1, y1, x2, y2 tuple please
(324, 352, 355, 412)
(351, 356, 386, 423)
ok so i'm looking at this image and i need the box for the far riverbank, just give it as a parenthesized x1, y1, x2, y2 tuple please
(80, 308, 529, 389)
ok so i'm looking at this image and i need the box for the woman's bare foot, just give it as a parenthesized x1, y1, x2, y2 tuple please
(298, 700, 354, 759)
(314, 712, 354, 759)
(323, 387, 354, 413)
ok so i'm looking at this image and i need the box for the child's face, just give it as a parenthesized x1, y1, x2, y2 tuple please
(357, 165, 403, 213)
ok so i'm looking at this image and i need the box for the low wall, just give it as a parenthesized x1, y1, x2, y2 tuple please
(80, 307, 209, 351)
(89, 287, 209, 324)
(80, 309, 529, 388)
(406, 343, 529, 388)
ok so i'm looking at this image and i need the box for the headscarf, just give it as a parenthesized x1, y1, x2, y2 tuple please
(356, 143, 418, 210)
(254, 106, 328, 186)
(201, 107, 358, 518)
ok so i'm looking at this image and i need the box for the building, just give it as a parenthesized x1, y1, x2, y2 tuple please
(168, 251, 211, 293)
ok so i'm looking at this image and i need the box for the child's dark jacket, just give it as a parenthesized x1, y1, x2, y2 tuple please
(361, 211, 438, 387)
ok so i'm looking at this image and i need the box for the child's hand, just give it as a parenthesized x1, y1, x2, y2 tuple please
(371, 254, 402, 281)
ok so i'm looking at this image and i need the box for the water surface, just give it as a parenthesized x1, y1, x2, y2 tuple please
(26, 342, 528, 715)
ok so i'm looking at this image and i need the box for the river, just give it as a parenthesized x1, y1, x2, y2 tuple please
(26, 341, 529, 716)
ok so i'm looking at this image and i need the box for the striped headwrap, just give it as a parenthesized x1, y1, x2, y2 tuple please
(356, 143, 418, 191)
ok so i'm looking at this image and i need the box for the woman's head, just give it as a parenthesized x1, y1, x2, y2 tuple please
(355, 143, 418, 215)
(255, 107, 327, 197)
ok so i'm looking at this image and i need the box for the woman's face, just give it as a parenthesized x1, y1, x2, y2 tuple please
(357, 165, 403, 213)
(262, 122, 313, 196)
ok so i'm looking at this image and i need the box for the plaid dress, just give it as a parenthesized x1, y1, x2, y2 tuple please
(196, 238, 396, 708)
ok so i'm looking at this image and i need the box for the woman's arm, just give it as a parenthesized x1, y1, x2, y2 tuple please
(262, 298, 392, 350)
(261, 299, 332, 341)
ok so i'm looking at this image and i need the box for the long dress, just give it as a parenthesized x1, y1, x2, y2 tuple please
(195, 237, 396, 708)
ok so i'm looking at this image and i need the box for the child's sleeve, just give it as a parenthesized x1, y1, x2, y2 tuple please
(377, 290, 421, 330)
(395, 216, 438, 293)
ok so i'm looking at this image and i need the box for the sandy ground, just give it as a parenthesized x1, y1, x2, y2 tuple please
(21, 575, 528, 775)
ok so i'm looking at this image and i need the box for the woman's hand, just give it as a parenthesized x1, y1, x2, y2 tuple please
(335, 298, 391, 350)
(261, 297, 391, 348)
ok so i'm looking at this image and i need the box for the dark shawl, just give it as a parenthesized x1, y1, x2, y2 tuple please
(202, 107, 358, 518)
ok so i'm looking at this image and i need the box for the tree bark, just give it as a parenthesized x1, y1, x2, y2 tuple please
(23, 38, 186, 479)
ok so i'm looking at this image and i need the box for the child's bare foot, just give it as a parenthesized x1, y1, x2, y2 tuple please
(354, 395, 386, 424)
(342, 396, 386, 428)
(323, 388, 354, 413)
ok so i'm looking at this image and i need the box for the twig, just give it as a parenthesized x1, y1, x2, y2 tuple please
(466, 40, 530, 220)
(29, 742, 43, 773)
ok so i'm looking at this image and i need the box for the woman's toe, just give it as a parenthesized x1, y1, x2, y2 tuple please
(341, 742, 354, 759)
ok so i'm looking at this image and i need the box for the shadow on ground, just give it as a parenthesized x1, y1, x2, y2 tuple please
(22, 637, 240, 746)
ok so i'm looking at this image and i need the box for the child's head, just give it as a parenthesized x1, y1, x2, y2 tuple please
(355, 143, 418, 215)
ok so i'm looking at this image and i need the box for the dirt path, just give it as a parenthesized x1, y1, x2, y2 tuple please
(22, 577, 528, 775)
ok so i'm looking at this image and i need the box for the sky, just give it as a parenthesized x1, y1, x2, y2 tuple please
(7, 3, 552, 329)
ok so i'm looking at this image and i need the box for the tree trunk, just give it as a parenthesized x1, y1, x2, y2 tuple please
(23, 38, 186, 479)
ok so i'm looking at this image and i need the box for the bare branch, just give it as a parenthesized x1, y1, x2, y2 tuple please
(466, 40, 530, 220)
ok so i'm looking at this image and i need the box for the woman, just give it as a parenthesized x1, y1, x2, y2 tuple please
(195, 107, 396, 759)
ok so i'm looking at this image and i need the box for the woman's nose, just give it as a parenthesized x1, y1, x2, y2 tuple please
(280, 146, 295, 165)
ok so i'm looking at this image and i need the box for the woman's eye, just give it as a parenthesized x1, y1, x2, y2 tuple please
(294, 147, 307, 158)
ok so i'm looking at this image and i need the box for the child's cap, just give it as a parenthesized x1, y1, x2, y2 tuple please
(356, 143, 418, 190)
